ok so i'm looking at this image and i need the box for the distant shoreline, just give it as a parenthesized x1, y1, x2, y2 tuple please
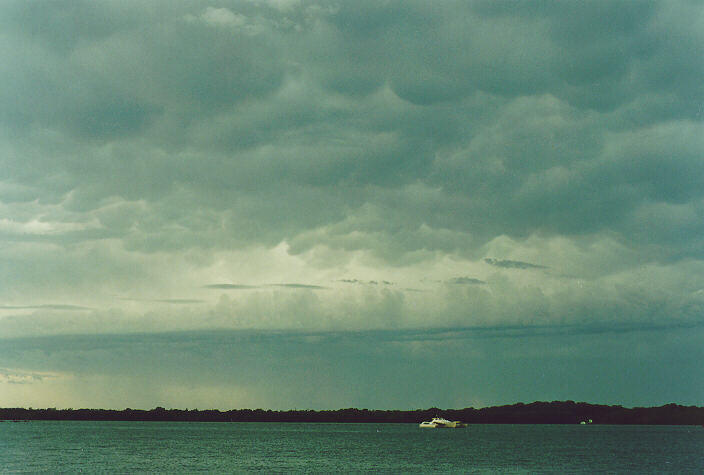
(2, 401, 703, 425)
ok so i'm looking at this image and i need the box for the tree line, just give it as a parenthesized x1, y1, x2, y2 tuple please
(1, 401, 703, 425)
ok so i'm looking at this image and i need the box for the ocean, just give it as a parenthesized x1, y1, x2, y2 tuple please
(1, 421, 703, 473)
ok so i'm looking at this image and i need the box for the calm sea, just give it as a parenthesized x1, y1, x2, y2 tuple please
(1, 421, 703, 473)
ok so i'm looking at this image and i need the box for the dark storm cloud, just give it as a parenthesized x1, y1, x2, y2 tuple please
(3, 322, 703, 408)
(0, 304, 91, 311)
(339, 279, 393, 286)
(203, 283, 326, 290)
(154, 299, 205, 305)
(6, 320, 704, 352)
(2, 0, 701, 258)
(484, 259, 548, 270)
(119, 298, 205, 305)
(0, 0, 699, 292)
(0, 1, 160, 138)
(446, 277, 486, 285)
(204, 284, 260, 290)
(268, 283, 328, 290)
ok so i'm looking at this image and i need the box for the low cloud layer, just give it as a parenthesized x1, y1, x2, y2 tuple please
(484, 259, 548, 270)
(1, 0, 702, 409)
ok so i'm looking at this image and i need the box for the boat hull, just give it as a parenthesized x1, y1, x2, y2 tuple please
(419, 418, 467, 428)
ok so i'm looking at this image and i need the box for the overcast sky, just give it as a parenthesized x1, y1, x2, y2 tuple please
(1, 0, 703, 410)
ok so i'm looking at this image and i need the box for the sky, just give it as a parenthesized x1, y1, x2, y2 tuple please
(1, 0, 703, 410)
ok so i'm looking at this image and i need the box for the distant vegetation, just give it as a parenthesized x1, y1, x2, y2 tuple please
(1, 401, 702, 425)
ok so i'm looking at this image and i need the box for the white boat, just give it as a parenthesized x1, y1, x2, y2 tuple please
(419, 417, 467, 428)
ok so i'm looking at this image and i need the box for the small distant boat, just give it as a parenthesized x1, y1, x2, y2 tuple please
(419, 417, 467, 428)
(579, 419, 593, 425)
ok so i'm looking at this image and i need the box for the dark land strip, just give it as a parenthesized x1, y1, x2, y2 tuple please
(1, 401, 703, 425)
